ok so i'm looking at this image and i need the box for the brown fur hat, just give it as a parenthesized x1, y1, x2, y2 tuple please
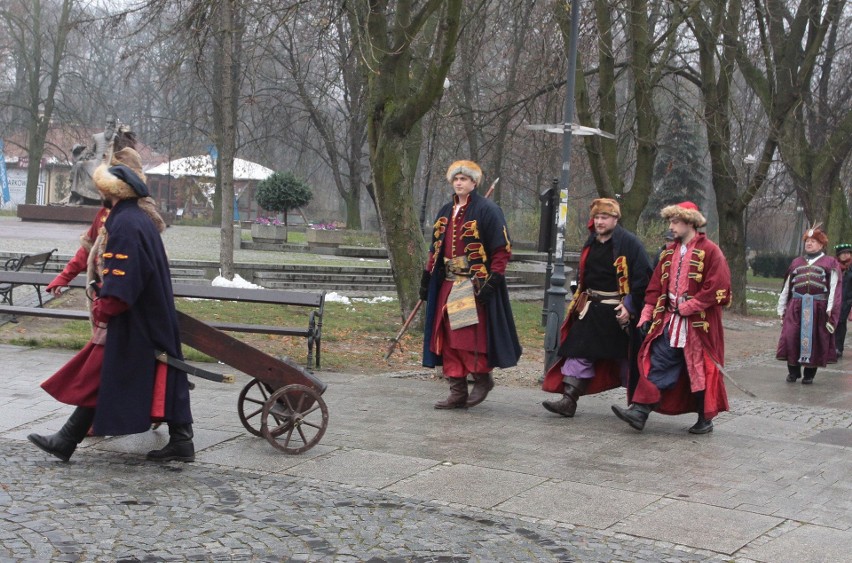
(661, 201, 707, 228)
(802, 224, 828, 247)
(589, 198, 621, 219)
(93, 147, 147, 201)
(446, 160, 482, 184)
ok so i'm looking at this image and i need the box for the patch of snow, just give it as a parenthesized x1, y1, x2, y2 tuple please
(212, 274, 263, 289)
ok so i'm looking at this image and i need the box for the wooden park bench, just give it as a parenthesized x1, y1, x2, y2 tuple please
(0, 271, 325, 369)
(0, 249, 58, 308)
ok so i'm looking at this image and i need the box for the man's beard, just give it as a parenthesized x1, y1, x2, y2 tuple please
(596, 225, 615, 237)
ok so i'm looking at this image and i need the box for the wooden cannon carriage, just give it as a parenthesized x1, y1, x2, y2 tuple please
(0, 268, 329, 454)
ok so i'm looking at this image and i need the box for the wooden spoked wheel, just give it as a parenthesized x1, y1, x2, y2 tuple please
(237, 378, 276, 437)
(261, 384, 329, 454)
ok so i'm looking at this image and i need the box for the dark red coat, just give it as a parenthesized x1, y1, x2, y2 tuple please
(776, 254, 842, 367)
(633, 233, 731, 417)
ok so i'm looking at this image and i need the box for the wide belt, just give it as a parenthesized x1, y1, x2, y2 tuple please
(792, 292, 827, 301)
(585, 289, 621, 305)
(444, 256, 470, 281)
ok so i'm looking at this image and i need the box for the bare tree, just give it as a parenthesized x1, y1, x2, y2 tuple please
(351, 0, 463, 316)
(269, 3, 369, 229)
(735, 0, 852, 239)
(1, 0, 77, 204)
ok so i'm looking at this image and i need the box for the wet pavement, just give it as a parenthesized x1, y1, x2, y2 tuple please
(1, 342, 850, 562)
(1, 218, 851, 561)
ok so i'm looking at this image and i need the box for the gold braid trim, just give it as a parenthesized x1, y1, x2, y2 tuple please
(614, 256, 630, 295)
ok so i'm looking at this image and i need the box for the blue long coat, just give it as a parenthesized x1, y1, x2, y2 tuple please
(92, 199, 192, 435)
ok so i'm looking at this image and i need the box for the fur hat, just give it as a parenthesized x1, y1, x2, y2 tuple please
(446, 160, 482, 184)
(661, 201, 707, 228)
(835, 243, 852, 256)
(589, 198, 621, 219)
(802, 223, 828, 247)
(93, 148, 148, 200)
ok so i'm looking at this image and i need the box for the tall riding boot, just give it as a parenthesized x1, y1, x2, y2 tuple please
(611, 402, 653, 431)
(146, 423, 195, 462)
(434, 377, 468, 409)
(786, 364, 801, 383)
(802, 367, 817, 385)
(688, 391, 713, 434)
(542, 378, 589, 417)
(28, 406, 95, 462)
(466, 372, 495, 407)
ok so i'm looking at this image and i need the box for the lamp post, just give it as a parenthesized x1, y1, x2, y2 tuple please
(542, 0, 581, 371)
(743, 153, 755, 251)
(419, 77, 451, 231)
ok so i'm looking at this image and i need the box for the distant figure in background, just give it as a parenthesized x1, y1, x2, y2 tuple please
(833, 243, 852, 358)
(776, 225, 841, 384)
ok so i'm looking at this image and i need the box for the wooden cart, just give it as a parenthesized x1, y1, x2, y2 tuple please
(0, 270, 330, 454)
(177, 311, 329, 454)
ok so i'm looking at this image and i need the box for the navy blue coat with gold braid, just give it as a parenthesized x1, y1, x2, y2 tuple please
(92, 199, 192, 436)
(422, 190, 522, 369)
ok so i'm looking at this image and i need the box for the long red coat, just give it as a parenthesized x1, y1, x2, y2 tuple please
(633, 234, 731, 418)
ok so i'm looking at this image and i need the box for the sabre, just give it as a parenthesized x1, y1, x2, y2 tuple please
(384, 300, 423, 361)
(155, 350, 235, 384)
(712, 360, 757, 398)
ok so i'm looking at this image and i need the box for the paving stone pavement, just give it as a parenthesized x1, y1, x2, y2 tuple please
(1, 342, 851, 562)
(2, 219, 852, 561)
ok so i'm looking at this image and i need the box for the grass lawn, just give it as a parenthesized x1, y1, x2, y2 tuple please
(0, 283, 782, 373)
(0, 290, 544, 372)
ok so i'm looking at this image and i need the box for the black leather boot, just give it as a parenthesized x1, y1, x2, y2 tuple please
(434, 377, 468, 409)
(688, 391, 713, 434)
(611, 403, 652, 431)
(542, 378, 589, 417)
(786, 364, 801, 383)
(466, 372, 495, 407)
(802, 367, 817, 385)
(28, 407, 95, 462)
(147, 423, 195, 462)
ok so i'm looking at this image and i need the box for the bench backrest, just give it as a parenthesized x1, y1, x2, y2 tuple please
(0, 271, 324, 308)
(3, 249, 58, 273)
(171, 282, 324, 307)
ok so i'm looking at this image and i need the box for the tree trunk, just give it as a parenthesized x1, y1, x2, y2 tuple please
(685, 0, 748, 312)
(213, 0, 241, 280)
(357, 0, 463, 318)
(24, 0, 72, 204)
(734, 0, 851, 263)
(373, 133, 425, 314)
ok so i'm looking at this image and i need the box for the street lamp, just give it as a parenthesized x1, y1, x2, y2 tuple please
(419, 77, 451, 231)
(743, 153, 755, 250)
(526, 1, 616, 371)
